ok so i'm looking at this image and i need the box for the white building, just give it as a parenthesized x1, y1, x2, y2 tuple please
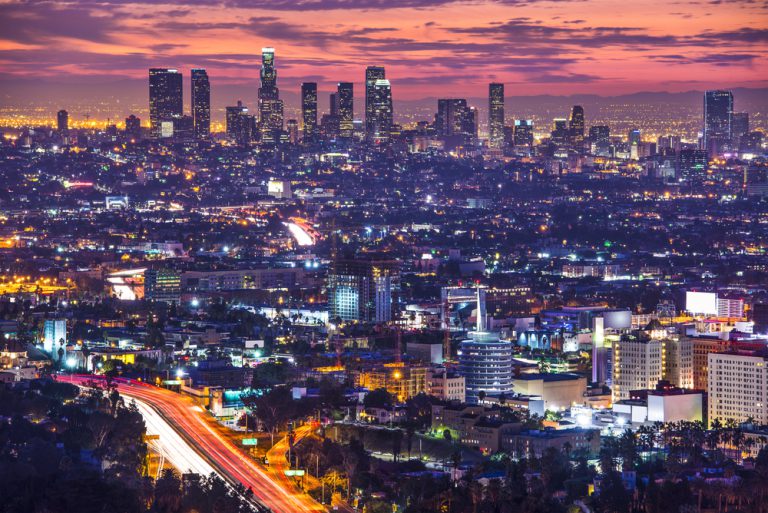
(428, 369, 466, 402)
(612, 337, 663, 403)
(43, 319, 67, 354)
(708, 351, 768, 427)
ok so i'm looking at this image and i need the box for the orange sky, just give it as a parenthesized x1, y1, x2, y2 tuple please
(0, 0, 766, 98)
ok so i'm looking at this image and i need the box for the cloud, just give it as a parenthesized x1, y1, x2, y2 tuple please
(0, 2, 122, 44)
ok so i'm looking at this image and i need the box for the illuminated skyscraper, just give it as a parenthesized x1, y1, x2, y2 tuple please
(327, 257, 400, 323)
(148, 68, 183, 138)
(370, 79, 393, 144)
(488, 83, 504, 149)
(513, 119, 533, 148)
(551, 118, 568, 146)
(258, 47, 283, 144)
(703, 90, 733, 155)
(436, 99, 474, 137)
(731, 112, 749, 149)
(286, 119, 299, 144)
(336, 82, 354, 139)
(226, 100, 253, 145)
(568, 105, 585, 148)
(301, 82, 318, 142)
(677, 148, 708, 182)
(57, 109, 68, 132)
(589, 125, 610, 143)
(365, 66, 386, 139)
(191, 68, 210, 139)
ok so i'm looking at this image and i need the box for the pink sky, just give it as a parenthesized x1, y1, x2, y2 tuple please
(0, 0, 766, 98)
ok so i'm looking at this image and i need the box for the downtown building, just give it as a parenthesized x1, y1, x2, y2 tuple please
(611, 330, 693, 403)
(149, 68, 183, 138)
(258, 47, 284, 144)
(703, 90, 733, 155)
(301, 82, 318, 142)
(327, 256, 400, 323)
(365, 66, 386, 141)
(708, 350, 768, 427)
(488, 83, 505, 150)
(191, 68, 210, 139)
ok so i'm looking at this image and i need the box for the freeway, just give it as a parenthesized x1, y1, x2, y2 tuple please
(68, 375, 325, 513)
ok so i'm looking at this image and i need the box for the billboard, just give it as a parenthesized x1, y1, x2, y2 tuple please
(686, 291, 717, 315)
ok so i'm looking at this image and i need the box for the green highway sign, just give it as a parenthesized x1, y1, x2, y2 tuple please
(242, 438, 258, 446)
(284, 469, 305, 477)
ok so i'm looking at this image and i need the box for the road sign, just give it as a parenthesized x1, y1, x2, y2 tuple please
(284, 469, 305, 477)
(242, 438, 258, 446)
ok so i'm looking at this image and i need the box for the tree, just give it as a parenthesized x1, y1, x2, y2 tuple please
(153, 468, 182, 513)
(242, 386, 294, 446)
(363, 388, 394, 409)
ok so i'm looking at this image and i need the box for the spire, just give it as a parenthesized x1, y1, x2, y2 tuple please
(476, 286, 486, 332)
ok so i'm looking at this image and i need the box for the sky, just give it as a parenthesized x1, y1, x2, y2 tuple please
(0, 0, 766, 102)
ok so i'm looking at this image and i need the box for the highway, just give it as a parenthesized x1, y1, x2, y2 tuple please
(69, 376, 325, 513)
(133, 396, 216, 477)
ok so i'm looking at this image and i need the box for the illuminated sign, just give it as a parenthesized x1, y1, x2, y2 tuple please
(242, 438, 258, 446)
(284, 469, 305, 477)
(686, 291, 717, 315)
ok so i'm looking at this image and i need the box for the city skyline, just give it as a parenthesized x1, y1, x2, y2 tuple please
(0, 0, 766, 106)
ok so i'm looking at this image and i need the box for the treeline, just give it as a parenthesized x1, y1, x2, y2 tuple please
(0, 378, 257, 513)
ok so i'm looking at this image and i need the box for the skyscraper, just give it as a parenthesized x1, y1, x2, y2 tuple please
(370, 79, 393, 144)
(327, 256, 400, 323)
(57, 109, 68, 132)
(731, 112, 749, 150)
(258, 47, 283, 144)
(149, 68, 183, 138)
(191, 68, 210, 139)
(568, 105, 585, 148)
(513, 120, 533, 148)
(551, 118, 568, 146)
(488, 83, 505, 149)
(286, 119, 299, 144)
(365, 66, 386, 140)
(336, 82, 354, 139)
(703, 90, 733, 155)
(300, 82, 318, 142)
(436, 99, 474, 137)
(226, 100, 253, 145)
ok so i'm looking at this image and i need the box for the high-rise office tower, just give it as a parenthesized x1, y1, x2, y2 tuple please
(125, 114, 141, 139)
(336, 82, 354, 139)
(731, 112, 749, 149)
(514, 119, 533, 148)
(676, 148, 708, 182)
(57, 109, 69, 132)
(258, 47, 283, 144)
(628, 128, 641, 146)
(704, 90, 733, 155)
(589, 125, 610, 143)
(513, 120, 533, 148)
(300, 82, 318, 142)
(369, 79, 393, 144)
(551, 118, 568, 146)
(568, 105, 585, 148)
(286, 119, 299, 144)
(226, 100, 252, 145)
(327, 256, 400, 323)
(365, 66, 386, 139)
(149, 68, 183, 138)
(436, 99, 474, 138)
(191, 68, 210, 139)
(488, 83, 505, 149)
